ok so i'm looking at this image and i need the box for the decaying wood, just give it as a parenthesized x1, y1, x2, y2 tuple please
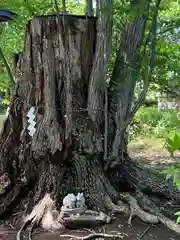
(16, 193, 66, 240)
(22, 15, 96, 158)
(17, 193, 112, 239)
(0, 15, 98, 219)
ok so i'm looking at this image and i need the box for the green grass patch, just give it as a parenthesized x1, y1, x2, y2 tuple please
(129, 136, 165, 152)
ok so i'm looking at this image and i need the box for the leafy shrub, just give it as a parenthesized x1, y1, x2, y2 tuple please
(0, 102, 7, 114)
(162, 129, 180, 223)
(129, 107, 179, 140)
(135, 106, 162, 127)
(154, 110, 180, 137)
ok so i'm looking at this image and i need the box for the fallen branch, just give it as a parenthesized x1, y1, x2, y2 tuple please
(59, 233, 124, 239)
(138, 224, 152, 240)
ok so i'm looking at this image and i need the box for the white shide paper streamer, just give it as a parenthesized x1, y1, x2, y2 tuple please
(27, 107, 36, 137)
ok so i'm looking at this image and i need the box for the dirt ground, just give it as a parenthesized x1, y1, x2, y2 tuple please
(0, 138, 179, 240)
(128, 137, 179, 167)
(0, 214, 179, 240)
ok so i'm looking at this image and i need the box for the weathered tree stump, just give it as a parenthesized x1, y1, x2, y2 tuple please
(0, 14, 180, 236)
(0, 14, 101, 215)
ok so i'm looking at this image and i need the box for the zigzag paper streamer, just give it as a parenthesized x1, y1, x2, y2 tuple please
(27, 107, 36, 137)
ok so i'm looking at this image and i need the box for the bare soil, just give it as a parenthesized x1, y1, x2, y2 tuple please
(0, 140, 179, 240)
(0, 214, 179, 240)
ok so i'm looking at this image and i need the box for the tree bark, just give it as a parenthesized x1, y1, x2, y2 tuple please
(0, 15, 120, 220)
(0, 15, 106, 216)
(108, 0, 151, 165)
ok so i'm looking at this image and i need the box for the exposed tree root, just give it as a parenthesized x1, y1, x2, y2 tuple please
(0, 182, 26, 219)
(119, 192, 180, 234)
(158, 213, 180, 234)
(132, 191, 180, 234)
(122, 158, 180, 203)
(104, 191, 180, 234)
(104, 196, 130, 215)
(120, 192, 159, 225)
(105, 193, 158, 225)
(4, 158, 180, 239)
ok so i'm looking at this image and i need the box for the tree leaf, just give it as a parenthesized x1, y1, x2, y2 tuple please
(176, 216, 180, 224)
(174, 212, 180, 216)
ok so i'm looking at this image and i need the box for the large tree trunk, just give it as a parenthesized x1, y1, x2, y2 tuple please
(0, 14, 180, 236)
(0, 14, 117, 217)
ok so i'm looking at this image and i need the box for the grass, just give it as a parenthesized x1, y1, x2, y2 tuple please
(130, 107, 179, 140)
(128, 137, 165, 152)
(128, 136, 176, 167)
